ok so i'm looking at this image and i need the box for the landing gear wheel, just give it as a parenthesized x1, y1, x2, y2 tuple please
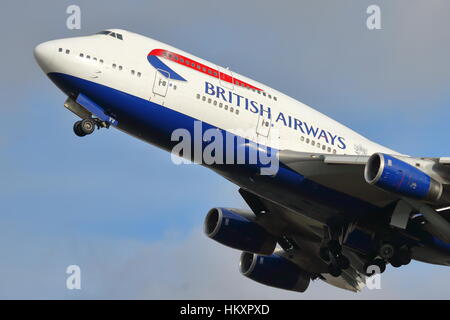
(73, 121, 85, 137)
(379, 243, 395, 260)
(336, 254, 350, 270)
(80, 118, 96, 135)
(328, 264, 342, 277)
(390, 257, 402, 268)
(397, 247, 412, 266)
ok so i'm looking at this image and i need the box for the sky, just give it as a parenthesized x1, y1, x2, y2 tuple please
(0, 0, 450, 299)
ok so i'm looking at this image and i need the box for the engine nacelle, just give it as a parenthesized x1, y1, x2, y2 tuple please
(364, 153, 442, 202)
(240, 252, 310, 292)
(204, 208, 276, 255)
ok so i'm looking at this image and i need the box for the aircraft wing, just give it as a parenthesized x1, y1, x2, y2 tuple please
(278, 150, 395, 207)
(277, 150, 450, 243)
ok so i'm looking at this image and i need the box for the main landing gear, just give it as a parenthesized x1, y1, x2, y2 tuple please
(320, 223, 351, 278)
(73, 118, 108, 137)
(363, 243, 411, 276)
(320, 240, 351, 277)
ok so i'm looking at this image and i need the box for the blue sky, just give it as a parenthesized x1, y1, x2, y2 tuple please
(1, 0, 450, 298)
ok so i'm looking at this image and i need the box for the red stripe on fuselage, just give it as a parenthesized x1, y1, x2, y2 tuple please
(148, 49, 262, 91)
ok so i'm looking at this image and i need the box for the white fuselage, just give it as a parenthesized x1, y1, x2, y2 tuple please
(35, 29, 396, 157)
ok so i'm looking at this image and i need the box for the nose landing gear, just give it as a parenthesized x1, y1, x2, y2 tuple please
(73, 118, 108, 137)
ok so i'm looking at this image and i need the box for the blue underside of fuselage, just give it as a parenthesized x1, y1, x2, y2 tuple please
(47, 72, 450, 257)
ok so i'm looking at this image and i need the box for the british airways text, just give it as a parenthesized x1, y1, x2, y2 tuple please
(204, 82, 347, 149)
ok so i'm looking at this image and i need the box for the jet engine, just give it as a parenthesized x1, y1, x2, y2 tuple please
(364, 153, 443, 202)
(204, 208, 276, 255)
(240, 252, 310, 292)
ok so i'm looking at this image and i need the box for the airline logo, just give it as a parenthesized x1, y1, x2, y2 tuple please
(147, 49, 262, 91)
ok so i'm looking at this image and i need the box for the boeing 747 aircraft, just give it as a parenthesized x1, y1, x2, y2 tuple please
(34, 29, 450, 292)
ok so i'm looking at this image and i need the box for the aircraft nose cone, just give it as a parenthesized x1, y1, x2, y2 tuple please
(34, 41, 56, 73)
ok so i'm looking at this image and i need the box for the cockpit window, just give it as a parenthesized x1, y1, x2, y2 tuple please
(96, 30, 124, 40)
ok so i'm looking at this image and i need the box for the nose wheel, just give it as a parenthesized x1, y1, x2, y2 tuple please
(73, 118, 99, 137)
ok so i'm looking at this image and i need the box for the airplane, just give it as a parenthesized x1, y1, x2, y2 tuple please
(34, 29, 450, 292)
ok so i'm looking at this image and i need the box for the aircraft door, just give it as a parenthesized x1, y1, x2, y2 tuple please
(151, 69, 170, 105)
(256, 113, 271, 145)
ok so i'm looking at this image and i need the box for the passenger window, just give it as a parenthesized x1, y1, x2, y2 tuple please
(224, 105, 228, 110)
(202, 96, 206, 101)
(59, 48, 63, 52)
(235, 109, 239, 115)
(87, 55, 90, 59)
(100, 59, 103, 64)
(97, 31, 111, 35)
(230, 107, 234, 112)
(274, 97, 277, 101)
(119, 66, 123, 70)
(213, 100, 217, 106)
(137, 72, 141, 77)
(66, 49, 70, 54)
(208, 98, 212, 103)
(196, 94, 200, 99)
(131, 70, 135, 75)
(79, 53, 84, 57)
(300, 136, 304, 141)
(327, 147, 331, 152)
(180, 58, 184, 63)
(112, 63, 116, 68)
(219, 103, 223, 108)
